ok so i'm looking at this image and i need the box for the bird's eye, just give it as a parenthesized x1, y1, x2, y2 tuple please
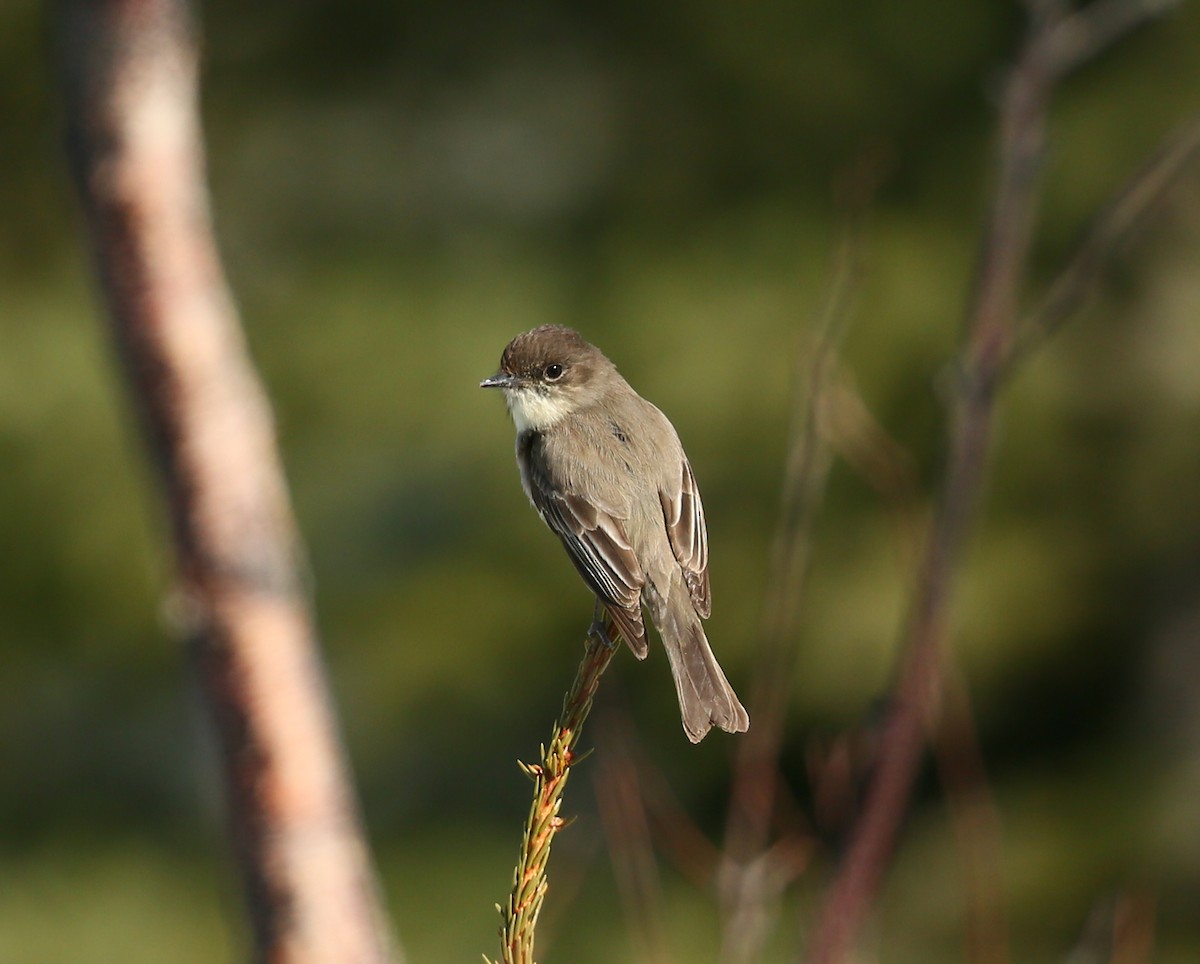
(544, 364, 564, 380)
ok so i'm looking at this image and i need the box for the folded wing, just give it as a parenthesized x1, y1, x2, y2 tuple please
(530, 479, 649, 657)
(659, 457, 711, 617)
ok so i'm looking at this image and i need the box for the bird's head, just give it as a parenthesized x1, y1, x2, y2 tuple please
(480, 325, 614, 432)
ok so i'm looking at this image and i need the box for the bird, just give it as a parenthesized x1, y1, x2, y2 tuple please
(481, 324, 749, 742)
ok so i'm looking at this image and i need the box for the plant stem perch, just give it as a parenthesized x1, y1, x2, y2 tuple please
(492, 629, 618, 964)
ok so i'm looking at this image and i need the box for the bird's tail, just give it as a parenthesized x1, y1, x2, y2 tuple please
(658, 591, 749, 743)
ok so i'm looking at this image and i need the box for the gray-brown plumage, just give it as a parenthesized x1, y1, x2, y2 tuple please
(481, 325, 749, 742)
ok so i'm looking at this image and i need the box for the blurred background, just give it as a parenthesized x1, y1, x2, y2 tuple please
(4, 0, 1200, 961)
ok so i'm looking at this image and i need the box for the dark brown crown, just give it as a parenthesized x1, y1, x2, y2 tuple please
(498, 325, 603, 381)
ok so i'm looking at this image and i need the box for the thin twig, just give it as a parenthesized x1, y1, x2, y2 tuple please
(57, 1, 397, 960)
(594, 719, 674, 964)
(1005, 112, 1200, 374)
(1066, 888, 1157, 964)
(803, 2, 1174, 960)
(637, 750, 725, 891)
(1110, 888, 1157, 964)
(718, 221, 858, 964)
(491, 631, 617, 964)
(822, 377, 926, 569)
(933, 667, 1011, 964)
(1032, 0, 1180, 77)
(718, 149, 888, 964)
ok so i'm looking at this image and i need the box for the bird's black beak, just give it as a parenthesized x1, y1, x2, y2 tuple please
(480, 372, 518, 389)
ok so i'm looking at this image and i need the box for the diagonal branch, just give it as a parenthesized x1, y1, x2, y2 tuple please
(803, 2, 1176, 961)
(1005, 112, 1200, 374)
(57, 1, 397, 960)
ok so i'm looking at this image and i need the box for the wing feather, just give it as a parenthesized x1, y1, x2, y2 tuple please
(527, 463, 648, 657)
(659, 457, 711, 617)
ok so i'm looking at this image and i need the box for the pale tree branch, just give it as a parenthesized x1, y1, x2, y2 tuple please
(57, 1, 398, 960)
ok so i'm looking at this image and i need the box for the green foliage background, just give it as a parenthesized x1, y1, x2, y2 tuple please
(3, 1, 1200, 960)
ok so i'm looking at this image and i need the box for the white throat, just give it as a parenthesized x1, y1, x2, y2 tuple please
(506, 387, 573, 433)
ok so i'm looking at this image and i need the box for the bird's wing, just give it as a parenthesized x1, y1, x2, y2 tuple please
(659, 456, 711, 617)
(529, 476, 649, 657)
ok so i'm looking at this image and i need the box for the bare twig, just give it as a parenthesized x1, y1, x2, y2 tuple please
(823, 378, 926, 568)
(594, 720, 674, 964)
(1005, 112, 1200, 373)
(807, 367, 1010, 964)
(638, 751, 725, 891)
(717, 148, 889, 964)
(804, 3, 1175, 961)
(933, 667, 1011, 964)
(718, 220, 857, 964)
(1110, 888, 1157, 964)
(57, 1, 397, 961)
(492, 631, 617, 964)
(1066, 888, 1157, 964)
(1027, 0, 1179, 76)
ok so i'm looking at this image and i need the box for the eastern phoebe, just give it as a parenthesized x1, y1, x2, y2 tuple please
(481, 325, 749, 742)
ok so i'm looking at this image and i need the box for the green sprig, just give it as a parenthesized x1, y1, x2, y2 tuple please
(487, 629, 618, 964)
